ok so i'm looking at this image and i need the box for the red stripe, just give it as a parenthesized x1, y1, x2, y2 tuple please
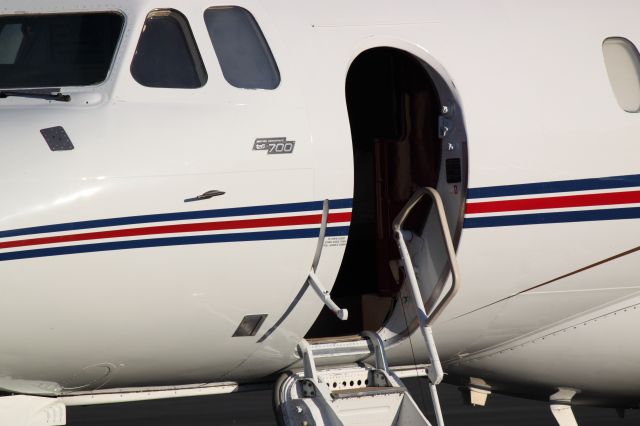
(466, 190, 640, 214)
(0, 212, 352, 250)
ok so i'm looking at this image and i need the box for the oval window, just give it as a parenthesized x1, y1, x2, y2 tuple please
(602, 37, 640, 113)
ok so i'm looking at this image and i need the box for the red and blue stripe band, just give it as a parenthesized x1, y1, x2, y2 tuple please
(5, 173, 639, 260)
(465, 174, 640, 228)
(0, 199, 352, 262)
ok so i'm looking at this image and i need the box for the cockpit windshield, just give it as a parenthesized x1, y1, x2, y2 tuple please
(0, 13, 123, 89)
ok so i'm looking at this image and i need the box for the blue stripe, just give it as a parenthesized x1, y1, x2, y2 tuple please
(329, 199, 353, 209)
(0, 199, 353, 239)
(463, 207, 640, 228)
(468, 174, 640, 199)
(0, 226, 351, 262)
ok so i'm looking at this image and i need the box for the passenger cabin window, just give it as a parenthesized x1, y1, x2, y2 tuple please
(602, 37, 640, 113)
(204, 7, 280, 89)
(0, 13, 123, 89)
(131, 10, 207, 88)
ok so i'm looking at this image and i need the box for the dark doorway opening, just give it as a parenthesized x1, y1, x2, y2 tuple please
(307, 48, 442, 338)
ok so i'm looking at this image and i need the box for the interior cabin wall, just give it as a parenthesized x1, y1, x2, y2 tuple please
(306, 48, 441, 338)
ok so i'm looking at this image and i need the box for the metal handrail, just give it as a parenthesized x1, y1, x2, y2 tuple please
(392, 187, 461, 325)
(392, 187, 461, 426)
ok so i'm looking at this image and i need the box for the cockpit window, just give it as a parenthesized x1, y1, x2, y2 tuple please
(204, 7, 280, 90)
(131, 10, 207, 89)
(0, 13, 123, 89)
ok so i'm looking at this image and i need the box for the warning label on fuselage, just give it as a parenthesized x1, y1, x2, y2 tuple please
(323, 236, 347, 248)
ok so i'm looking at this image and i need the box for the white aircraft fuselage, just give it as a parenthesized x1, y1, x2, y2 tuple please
(0, 0, 639, 415)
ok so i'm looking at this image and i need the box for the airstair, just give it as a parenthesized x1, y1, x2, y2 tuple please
(276, 188, 461, 426)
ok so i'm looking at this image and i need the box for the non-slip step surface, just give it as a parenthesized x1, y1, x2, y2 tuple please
(331, 386, 406, 399)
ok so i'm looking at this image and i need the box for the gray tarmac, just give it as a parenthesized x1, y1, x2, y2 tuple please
(67, 380, 640, 425)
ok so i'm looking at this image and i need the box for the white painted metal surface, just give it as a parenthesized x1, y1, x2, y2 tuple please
(0, 1, 637, 423)
(60, 382, 266, 406)
(0, 396, 65, 426)
(550, 389, 580, 426)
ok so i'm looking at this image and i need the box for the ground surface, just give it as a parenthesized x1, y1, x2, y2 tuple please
(66, 380, 640, 425)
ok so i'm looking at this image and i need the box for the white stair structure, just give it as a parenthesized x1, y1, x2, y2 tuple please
(277, 187, 461, 426)
(277, 334, 433, 426)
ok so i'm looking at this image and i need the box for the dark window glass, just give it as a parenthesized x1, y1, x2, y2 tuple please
(0, 13, 123, 89)
(204, 7, 280, 89)
(131, 10, 207, 89)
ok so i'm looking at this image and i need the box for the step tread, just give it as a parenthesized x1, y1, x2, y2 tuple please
(331, 386, 406, 399)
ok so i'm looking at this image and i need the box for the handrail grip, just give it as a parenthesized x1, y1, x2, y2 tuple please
(392, 187, 461, 325)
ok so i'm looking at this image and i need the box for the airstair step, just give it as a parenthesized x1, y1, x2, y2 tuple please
(278, 337, 434, 426)
(331, 386, 406, 399)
